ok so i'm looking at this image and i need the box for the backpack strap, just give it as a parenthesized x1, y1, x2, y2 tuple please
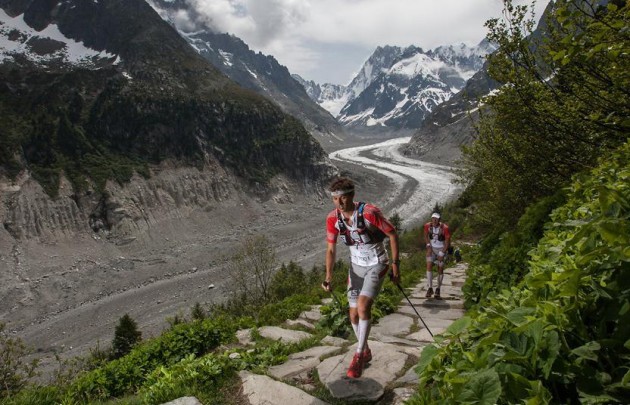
(356, 202, 366, 229)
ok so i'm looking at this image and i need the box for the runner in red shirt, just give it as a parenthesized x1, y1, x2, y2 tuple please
(423, 212, 451, 299)
(322, 177, 399, 378)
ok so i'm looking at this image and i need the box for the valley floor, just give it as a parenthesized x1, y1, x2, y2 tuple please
(1, 138, 459, 382)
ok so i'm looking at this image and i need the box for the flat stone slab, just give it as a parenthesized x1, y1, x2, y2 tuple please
(258, 326, 312, 343)
(370, 333, 422, 347)
(268, 346, 341, 380)
(407, 327, 447, 342)
(392, 387, 417, 405)
(321, 336, 347, 346)
(420, 299, 464, 309)
(398, 305, 465, 320)
(317, 341, 408, 402)
(370, 313, 415, 337)
(286, 319, 315, 330)
(299, 305, 322, 322)
(236, 328, 254, 346)
(161, 397, 203, 405)
(396, 366, 420, 384)
(239, 371, 329, 405)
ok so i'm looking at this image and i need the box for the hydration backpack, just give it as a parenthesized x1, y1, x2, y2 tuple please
(337, 202, 386, 246)
(428, 223, 446, 242)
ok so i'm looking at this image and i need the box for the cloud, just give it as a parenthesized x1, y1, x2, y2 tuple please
(180, 0, 549, 84)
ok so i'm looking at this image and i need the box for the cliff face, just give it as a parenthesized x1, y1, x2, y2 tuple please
(1, 163, 233, 241)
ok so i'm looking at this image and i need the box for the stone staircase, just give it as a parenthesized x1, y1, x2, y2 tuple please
(163, 262, 468, 405)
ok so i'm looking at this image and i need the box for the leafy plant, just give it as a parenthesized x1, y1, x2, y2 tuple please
(0, 323, 39, 398)
(413, 140, 630, 403)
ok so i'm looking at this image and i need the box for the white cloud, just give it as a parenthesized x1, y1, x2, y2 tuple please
(181, 0, 549, 84)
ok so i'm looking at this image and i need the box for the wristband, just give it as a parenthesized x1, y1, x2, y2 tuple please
(426, 243, 431, 247)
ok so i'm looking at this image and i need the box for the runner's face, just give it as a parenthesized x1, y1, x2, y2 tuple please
(431, 217, 439, 226)
(332, 193, 353, 212)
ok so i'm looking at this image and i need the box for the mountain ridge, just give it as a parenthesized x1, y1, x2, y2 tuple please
(147, 0, 348, 151)
(297, 41, 494, 132)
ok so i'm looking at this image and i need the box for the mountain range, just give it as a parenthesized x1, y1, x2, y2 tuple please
(402, 0, 556, 164)
(296, 41, 495, 131)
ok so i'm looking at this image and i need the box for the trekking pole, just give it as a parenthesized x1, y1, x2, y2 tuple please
(395, 282, 434, 338)
(322, 281, 345, 308)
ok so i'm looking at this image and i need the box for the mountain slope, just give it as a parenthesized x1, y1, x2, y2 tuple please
(0, 0, 335, 239)
(147, 0, 346, 150)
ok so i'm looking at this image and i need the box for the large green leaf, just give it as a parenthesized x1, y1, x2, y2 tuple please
(571, 341, 601, 362)
(456, 369, 502, 405)
(446, 316, 472, 335)
(416, 344, 440, 374)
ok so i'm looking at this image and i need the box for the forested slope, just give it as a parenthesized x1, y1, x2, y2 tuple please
(412, 1, 630, 403)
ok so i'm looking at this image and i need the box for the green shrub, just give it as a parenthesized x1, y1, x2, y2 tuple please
(0, 323, 39, 399)
(270, 261, 308, 301)
(413, 140, 630, 403)
(66, 317, 236, 402)
(463, 190, 566, 308)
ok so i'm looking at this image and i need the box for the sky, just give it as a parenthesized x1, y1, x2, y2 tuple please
(178, 0, 550, 85)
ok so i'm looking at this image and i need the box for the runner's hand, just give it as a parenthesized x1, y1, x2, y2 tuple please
(322, 281, 332, 292)
(389, 271, 400, 285)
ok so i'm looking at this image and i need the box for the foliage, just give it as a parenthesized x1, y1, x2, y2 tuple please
(460, 0, 630, 232)
(412, 140, 630, 403)
(256, 294, 318, 326)
(139, 354, 230, 405)
(225, 234, 277, 310)
(111, 314, 142, 360)
(0, 323, 39, 398)
(190, 303, 207, 322)
(64, 317, 236, 402)
(270, 261, 309, 301)
(463, 190, 566, 308)
(389, 212, 403, 233)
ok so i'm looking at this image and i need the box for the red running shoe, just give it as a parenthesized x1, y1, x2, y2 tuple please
(346, 352, 364, 378)
(363, 347, 372, 363)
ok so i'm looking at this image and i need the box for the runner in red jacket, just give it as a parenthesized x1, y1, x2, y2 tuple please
(423, 212, 450, 299)
(323, 177, 399, 378)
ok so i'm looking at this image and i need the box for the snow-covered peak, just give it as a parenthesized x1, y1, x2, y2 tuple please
(389, 52, 444, 80)
(0, 9, 117, 67)
(346, 45, 404, 97)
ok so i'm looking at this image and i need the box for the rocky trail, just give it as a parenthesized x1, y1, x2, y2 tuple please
(163, 262, 468, 405)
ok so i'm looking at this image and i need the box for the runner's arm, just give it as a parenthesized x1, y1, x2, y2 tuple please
(386, 229, 400, 284)
(324, 241, 336, 291)
(443, 225, 451, 253)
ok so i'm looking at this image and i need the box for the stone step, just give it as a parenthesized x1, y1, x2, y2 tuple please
(239, 371, 329, 405)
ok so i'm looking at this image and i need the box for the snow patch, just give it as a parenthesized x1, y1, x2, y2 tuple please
(0, 9, 117, 66)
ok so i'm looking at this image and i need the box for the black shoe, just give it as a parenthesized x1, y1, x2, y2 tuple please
(425, 287, 433, 298)
(435, 288, 441, 299)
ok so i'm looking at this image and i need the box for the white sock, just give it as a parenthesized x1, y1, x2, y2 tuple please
(437, 273, 444, 288)
(351, 322, 359, 340)
(356, 318, 371, 353)
(427, 271, 433, 288)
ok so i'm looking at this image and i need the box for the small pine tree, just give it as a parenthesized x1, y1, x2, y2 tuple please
(432, 203, 441, 215)
(190, 302, 206, 321)
(389, 212, 403, 232)
(111, 314, 141, 359)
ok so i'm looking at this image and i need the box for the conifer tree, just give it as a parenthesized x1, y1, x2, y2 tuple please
(111, 314, 142, 359)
